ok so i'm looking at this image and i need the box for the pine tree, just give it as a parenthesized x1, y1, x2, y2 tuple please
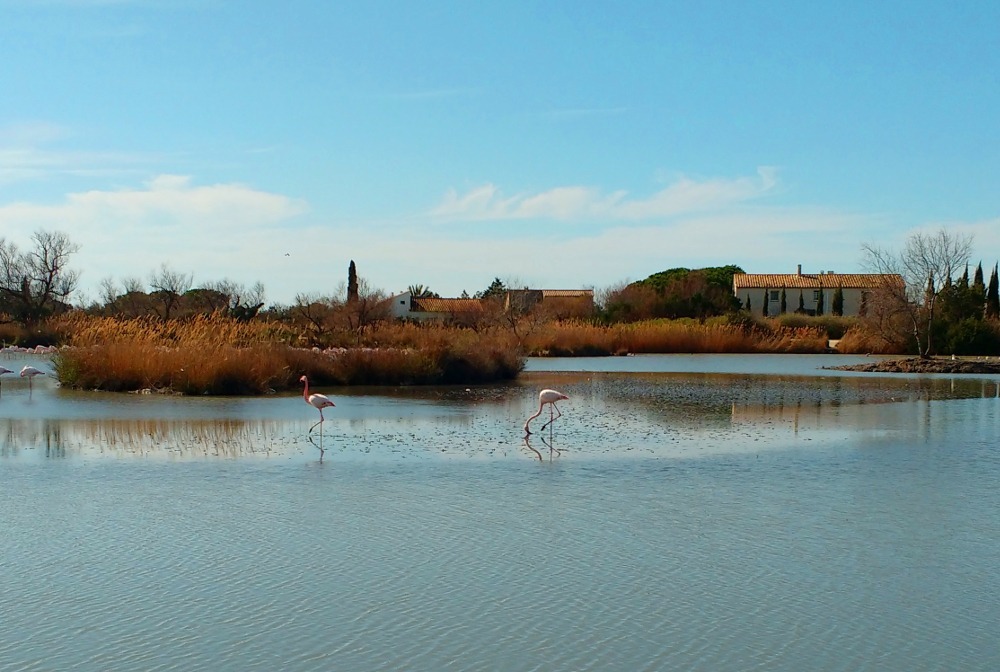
(987, 263, 1000, 319)
(832, 285, 844, 316)
(780, 288, 787, 314)
(347, 260, 359, 303)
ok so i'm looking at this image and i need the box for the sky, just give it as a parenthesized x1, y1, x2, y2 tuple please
(2, 0, 999, 306)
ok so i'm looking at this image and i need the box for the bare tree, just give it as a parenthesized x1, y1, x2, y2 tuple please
(0, 230, 80, 326)
(862, 228, 973, 357)
(343, 276, 388, 336)
(149, 263, 193, 320)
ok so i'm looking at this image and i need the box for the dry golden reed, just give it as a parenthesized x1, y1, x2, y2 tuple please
(524, 318, 830, 356)
(52, 315, 524, 394)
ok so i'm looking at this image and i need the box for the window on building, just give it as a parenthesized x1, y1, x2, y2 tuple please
(813, 290, 820, 300)
(769, 290, 780, 301)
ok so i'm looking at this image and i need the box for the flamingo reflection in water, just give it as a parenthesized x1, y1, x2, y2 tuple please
(523, 389, 569, 435)
(307, 433, 328, 462)
(522, 433, 562, 462)
(0, 366, 11, 396)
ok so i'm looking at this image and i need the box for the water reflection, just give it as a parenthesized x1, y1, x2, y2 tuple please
(522, 434, 563, 462)
(0, 418, 293, 460)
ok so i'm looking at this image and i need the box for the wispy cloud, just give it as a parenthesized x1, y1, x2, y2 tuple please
(429, 168, 779, 222)
(0, 121, 156, 184)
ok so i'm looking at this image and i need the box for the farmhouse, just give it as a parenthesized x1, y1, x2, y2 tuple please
(388, 291, 486, 324)
(733, 266, 902, 318)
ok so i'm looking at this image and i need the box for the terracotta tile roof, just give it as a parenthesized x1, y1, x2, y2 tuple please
(540, 289, 594, 298)
(411, 298, 486, 313)
(732, 273, 903, 290)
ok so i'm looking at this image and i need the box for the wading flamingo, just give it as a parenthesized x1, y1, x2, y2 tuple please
(524, 389, 569, 434)
(300, 375, 335, 433)
(20, 365, 43, 393)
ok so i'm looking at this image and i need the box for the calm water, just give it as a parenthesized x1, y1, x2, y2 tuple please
(2, 354, 999, 671)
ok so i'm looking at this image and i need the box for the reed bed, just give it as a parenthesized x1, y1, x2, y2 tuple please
(53, 315, 524, 394)
(524, 319, 830, 356)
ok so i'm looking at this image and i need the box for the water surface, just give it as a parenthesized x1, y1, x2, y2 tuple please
(2, 354, 998, 670)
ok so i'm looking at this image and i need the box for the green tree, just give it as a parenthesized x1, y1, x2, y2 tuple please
(347, 260, 359, 303)
(476, 277, 508, 300)
(987, 264, 1000, 319)
(832, 285, 844, 316)
(798, 290, 805, 313)
(762, 291, 769, 317)
(779, 288, 787, 314)
(815, 286, 825, 316)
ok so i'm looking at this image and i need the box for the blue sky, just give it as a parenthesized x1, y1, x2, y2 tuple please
(2, 0, 999, 305)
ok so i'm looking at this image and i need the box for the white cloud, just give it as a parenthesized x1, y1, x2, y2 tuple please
(428, 167, 779, 222)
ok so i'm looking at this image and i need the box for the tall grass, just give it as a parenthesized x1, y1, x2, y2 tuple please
(53, 315, 524, 394)
(524, 318, 829, 355)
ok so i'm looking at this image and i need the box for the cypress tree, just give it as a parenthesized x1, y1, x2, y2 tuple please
(815, 285, 824, 316)
(798, 289, 805, 313)
(780, 288, 787, 314)
(347, 260, 359, 303)
(762, 291, 769, 317)
(959, 264, 970, 289)
(832, 285, 844, 316)
(987, 264, 1000, 319)
(973, 262, 986, 302)
(745, 295, 751, 313)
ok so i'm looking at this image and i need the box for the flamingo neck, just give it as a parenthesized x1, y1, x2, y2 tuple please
(302, 377, 310, 400)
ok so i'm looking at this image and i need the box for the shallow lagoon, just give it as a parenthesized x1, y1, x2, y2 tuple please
(2, 354, 999, 670)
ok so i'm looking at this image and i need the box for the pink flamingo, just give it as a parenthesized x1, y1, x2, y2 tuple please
(20, 365, 43, 394)
(300, 375, 335, 432)
(524, 389, 569, 434)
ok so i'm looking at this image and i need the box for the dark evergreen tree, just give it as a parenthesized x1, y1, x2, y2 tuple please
(745, 295, 751, 312)
(779, 288, 787, 314)
(347, 260, 359, 303)
(959, 264, 970, 289)
(815, 286, 824, 316)
(987, 264, 1000, 319)
(798, 290, 805, 313)
(832, 285, 844, 316)
(973, 262, 986, 309)
(762, 292, 769, 317)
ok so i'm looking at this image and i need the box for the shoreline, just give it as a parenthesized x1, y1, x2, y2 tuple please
(825, 356, 1000, 374)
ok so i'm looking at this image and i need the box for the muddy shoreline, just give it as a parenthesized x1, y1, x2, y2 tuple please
(826, 356, 1000, 374)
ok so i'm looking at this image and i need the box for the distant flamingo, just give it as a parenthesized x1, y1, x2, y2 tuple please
(20, 365, 43, 393)
(0, 366, 11, 396)
(300, 375, 335, 433)
(524, 389, 569, 434)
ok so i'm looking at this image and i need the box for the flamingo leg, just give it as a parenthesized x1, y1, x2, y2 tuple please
(309, 407, 327, 433)
(540, 403, 562, 431)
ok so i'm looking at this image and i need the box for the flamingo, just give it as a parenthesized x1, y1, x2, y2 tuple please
(300, 375, 335, 433)
(0, 366, 11, 396)
(524, 389, 569, 434)
(20, 365, 43, 393)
